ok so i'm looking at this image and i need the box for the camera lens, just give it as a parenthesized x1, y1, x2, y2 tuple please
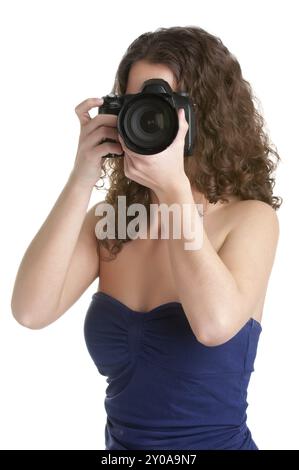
(139, 109, 163, 134)
(120, 94, 178, 154)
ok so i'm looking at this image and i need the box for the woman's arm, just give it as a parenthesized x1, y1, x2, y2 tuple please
(11, 174, 100, 329)
(157, 180, 280, 346)
(120, 107, 279, 345)
(11, 97, 123, 329)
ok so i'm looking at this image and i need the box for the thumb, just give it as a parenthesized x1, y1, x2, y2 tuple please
(176, 108, 189, 142)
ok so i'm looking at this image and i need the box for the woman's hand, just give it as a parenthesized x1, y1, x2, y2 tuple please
(71, 97, 124, 188)
(120, 108, 190, 198)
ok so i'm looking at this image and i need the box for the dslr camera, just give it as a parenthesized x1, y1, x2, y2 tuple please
(98, 78, 195, 157)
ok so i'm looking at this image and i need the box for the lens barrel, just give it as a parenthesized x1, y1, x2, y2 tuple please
(118, 94, 178, 155)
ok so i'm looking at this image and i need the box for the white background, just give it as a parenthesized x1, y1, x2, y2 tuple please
(0, 0, 298, 450)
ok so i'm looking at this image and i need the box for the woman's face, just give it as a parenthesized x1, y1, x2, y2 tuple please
(125, 60, 177, 94)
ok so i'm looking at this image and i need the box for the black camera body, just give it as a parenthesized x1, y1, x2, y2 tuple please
(98, 78, 195, 157)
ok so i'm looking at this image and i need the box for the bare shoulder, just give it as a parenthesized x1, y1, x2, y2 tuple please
(231, 198, 279, 215)
(226, 199, 280, 237)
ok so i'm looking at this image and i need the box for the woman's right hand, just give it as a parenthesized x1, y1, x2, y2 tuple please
(71, 97, 124, 188)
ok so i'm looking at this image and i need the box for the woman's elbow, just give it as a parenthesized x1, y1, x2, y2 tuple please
(194, 317, 233, 347)
(11, 299, 49, 330)
(11, 309, 44, 330)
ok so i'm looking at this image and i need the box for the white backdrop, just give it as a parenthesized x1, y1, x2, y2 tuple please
(0, 0, 298, 450)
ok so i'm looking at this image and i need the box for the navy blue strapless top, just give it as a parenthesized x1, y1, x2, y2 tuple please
(84, 291, 262, 450)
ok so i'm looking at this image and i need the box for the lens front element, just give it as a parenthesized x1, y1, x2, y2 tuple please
(120, 94, 178, 155)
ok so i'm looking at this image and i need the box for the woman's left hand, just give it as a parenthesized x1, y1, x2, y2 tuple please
(119, 108, 190, 198)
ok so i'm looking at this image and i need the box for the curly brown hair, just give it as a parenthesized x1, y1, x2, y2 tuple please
(95, 25, 282, 259)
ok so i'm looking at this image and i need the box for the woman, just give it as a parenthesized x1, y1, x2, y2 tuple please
(11, 26, 282, 450)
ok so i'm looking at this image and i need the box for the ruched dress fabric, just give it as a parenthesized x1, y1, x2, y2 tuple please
(84, 291, 261, 450)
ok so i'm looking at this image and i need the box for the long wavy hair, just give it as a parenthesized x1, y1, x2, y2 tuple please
(96, 25, 282, 259)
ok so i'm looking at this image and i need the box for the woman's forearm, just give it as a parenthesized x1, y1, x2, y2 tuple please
(11, 171, 94, 324)
(157, 181, 242, 345)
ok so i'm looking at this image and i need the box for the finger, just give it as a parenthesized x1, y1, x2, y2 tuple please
(175, 108, 189, 143)
(82, 112, 119, 137)
(88, 126, 120, 147)
(118, 134, 130, 155)
(124, 154, 136, 178)
(74, 97, 104, 126)
(118, 134, 125, 149)
(93, 142, 124, 159)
